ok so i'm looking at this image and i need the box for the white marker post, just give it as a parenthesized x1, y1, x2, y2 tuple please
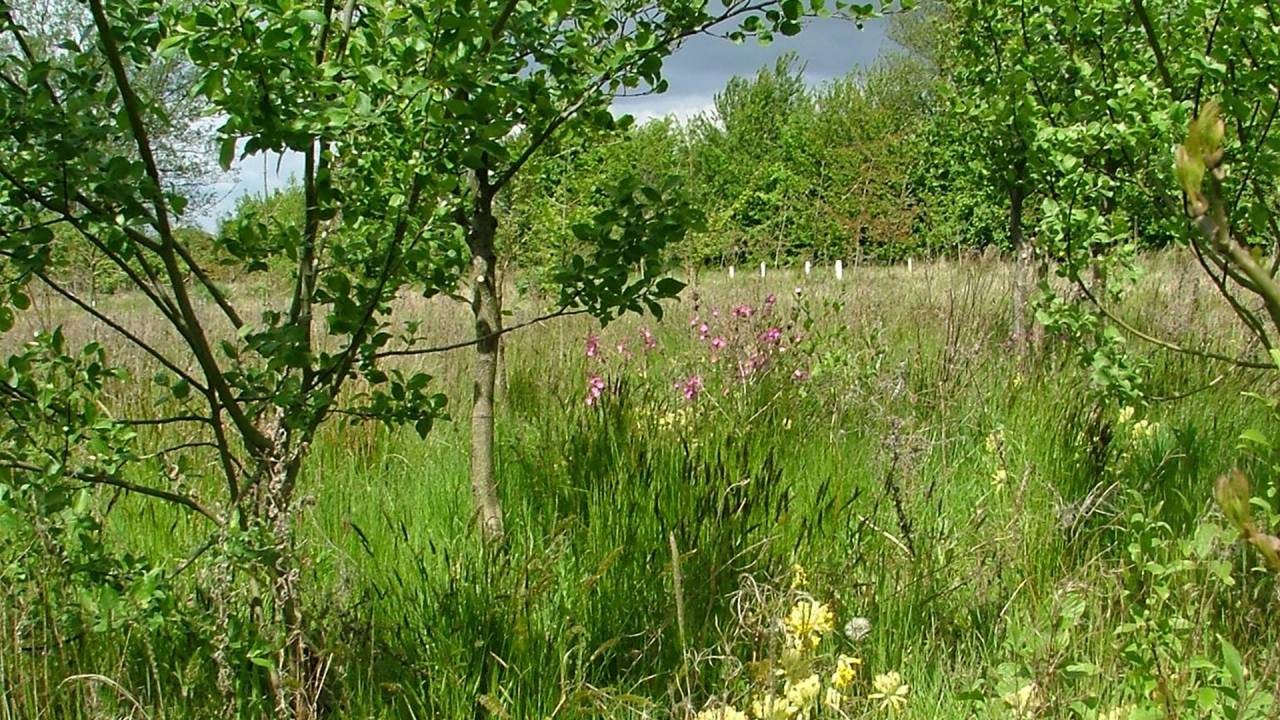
(728, 265, 735, 280)
(907, 257, 914, 273)
(835, 259, 844, 282)
(804, 260, 812, 276)
(760, 261, 766, 279)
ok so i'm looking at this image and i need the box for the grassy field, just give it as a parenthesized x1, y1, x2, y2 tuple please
(4, 255, 1279, 719)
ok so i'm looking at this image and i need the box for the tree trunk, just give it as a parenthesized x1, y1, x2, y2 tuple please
(1009, 160, 1030, 352)
(468, 170, 505, 543)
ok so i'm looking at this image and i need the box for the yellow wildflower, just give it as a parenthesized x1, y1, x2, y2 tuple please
(823, 687, 844, 711)
(1001, 683, 1041, 718)
(783, 600, 833, 650)
(1131, 419, 1158, 440)
(750, 693, 797, 720)
(790, 563, 807, 590)
(1098, 705, 1133, 720)
(784, 674, 821, 710)
(985, 430, 1002, 454)
(868, 671, 909, 713)
(831, 654, 861, 690)
(992, 465, 1008, 488)
(1118, 405, 1135, 424)
(695, 705, 748, 720)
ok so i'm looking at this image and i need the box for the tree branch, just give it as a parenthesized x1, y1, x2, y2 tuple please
(374, 307, 587, 359)
(1, 460, 222, 525)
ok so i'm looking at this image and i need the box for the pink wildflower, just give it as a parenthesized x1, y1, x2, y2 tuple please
(698, 322, 710, 340)
(733, 304, 753, 318)
(712, 308, 720, 318)
(758, 327, 783, 344)
(585, 374, 606, 406)
(710, 336, 727, 351)
(764, 293, 777, 308)
(616, 341, 632, 359)
(641, 327, 657, 351)
(586, 334, 600, 359)
(677, 374, 703, 401)
(793, 368, 810, 382)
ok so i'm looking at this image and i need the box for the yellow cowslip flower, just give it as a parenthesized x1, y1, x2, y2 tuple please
(1117, 405, 1135, 424)
(823, 687, 844, 711)
(1131, 419, 1158, 440)
(984, 430, 1002, 454)
(1098, 704, 1133, 720)
(868, 671, 909, 713)
(783, 600, 833, 650)
(750, 693, 797, 720)
(784, 674, 821, 710)
(695, 705, 748, 720)
(831, 654, 861, 690)
(790, 563, 807, 590)
(1001, 683, 1041, 718)
(992, 465, 1008, 488)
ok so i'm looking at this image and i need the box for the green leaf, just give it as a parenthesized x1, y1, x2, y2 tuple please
(219, 136, 237, 171)
(1221, 635, 1245, 690)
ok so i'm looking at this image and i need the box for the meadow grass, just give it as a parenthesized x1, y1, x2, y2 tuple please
(3, 255, 1278, 719)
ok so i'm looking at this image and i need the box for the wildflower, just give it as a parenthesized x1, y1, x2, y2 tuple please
(641, 327, 657, 351)
(868, 672, 909, 713)
(764, 293, 777, 308)
(1131, 419, 1158, 440)
(784, 674, 821, 710)
(758, 327, 783, 344)
(784, 600, 833, 650)
(678, 375, 703, 401)
(790, 563, 807, 589)
(616, 341, 632, 359)
(793, 287, 803, 297)
(984, 429, 1002, 454)
(712, 308, 721, 318)
(1098, 705, 1133, 720)
(695, 705, 748, 720)
(1000, 683, 1041, 719)
(823, 687, 844, 711)
(699, 322, 710, 340)
(585, 334, 600, 359)
(733, 304, 753, 318)
(792, 368, 810, 382)
(711, 336, 727, 352)
(992, 466, 1008, 488)
(1118, 405, 1135, 424)
(585, 375, 605, 406)
(843, 617, 871, 642)
(750, 693, 796, 720)
(831, 655, 861, 690)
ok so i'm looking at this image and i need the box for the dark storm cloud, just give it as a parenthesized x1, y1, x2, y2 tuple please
(614, 16, 892, 121)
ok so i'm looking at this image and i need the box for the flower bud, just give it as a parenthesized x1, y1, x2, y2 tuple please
(1214, 469, 1253, 533)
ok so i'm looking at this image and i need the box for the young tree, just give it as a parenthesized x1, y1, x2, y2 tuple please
(0, 0, 884, 712)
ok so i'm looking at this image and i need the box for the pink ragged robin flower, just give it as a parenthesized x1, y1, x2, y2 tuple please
(585, 374, 606, 406)
(710, 336, 727, 351)
(733, 304, 753, 318)
(585, 334, 600, 360)
(677, 374, 703, 401)
(641, 327, 657, 351)
(758, 327, 782, 344)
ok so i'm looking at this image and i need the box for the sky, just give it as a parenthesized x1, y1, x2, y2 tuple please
(194, 15, 892, 232)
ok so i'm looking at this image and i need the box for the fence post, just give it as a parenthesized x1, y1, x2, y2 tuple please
(835, 259, 844, 281)
(728, 265, 735, 280)
(759, 261, 766, 279)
